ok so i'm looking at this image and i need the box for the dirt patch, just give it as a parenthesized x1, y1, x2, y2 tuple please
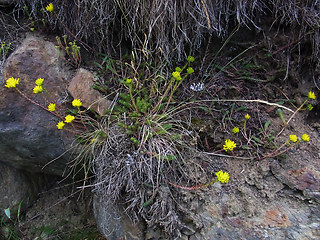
(16, 181, 104, 240)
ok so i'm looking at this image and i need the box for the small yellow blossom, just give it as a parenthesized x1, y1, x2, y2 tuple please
(187, 56, 195, 63)
(64, 115, 75, 123)
(72, 99, 82, 107)
(45, 3, 54, 12)
(56, 121, 65, 129)
(223, 139, 236, 152)
(215, 170, 229, 184)
(35, 78, 44, 86)
(125, 78, 132, 84)
(91, 138, 96, 143)
(245, 114, 251, 120)
(289, 135, 298, 143)
(301, 134, 310, 142)
(5, 77, 19, 88)
(33, 85, 43, 93)
(172, 71, 182, 81)
(187, 67, 194, 74)
(48, 103, 56, 112)
(232, 127, 239, 134)
(175, 67, 182, 72)
(308, 91, 316, 100)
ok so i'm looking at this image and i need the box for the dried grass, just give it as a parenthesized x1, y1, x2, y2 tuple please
(15, 0, 320, 61)
(92, 114, 206, 237)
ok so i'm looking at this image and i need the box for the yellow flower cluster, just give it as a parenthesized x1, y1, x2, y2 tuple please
(56, 99, 82, 129)
(301, 134, 310, 142)
(232, 127, 239, 134)
(245, 114, 250, 120)
(48, 103, 56, 112)
(215, 170, 229, 184)
(56, 121, 65, 129)
(289, 134, 310, 143)
(33, 85, 43, 93)
(45, 3, 54, 12)
(187, 67, 194, 74)
(172, 71, 182, 81)
(308, 91, 316, 100)
(72, 99, 82, 107)
(65, 115, 75, 123)
(223, 139, 236, 152)
(289, 135, 298, 143)
(125, 78, 132, 84)
(33, 78, 44, 93)
(187, 56, 195, 63)
(35, 78, 44, 86)
(5, 77, 19, 88)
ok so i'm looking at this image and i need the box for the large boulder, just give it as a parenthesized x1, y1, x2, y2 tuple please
(0, 36, 74, 176)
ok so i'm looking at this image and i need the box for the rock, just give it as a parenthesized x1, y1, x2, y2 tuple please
(271, 162, 320, 203)
(1, 36, 74, 176)
(93, 193, 145, 240)
(189, 232, 203, 240)
(0, 162, 49, 220)
(261, 207, 291, 228)
(68, 68, 111, 116)
(195, 182, 320, 240)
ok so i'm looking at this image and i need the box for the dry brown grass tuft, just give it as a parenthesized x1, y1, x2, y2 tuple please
(91, 113, 206, 237)
(16, 0, 320, 61)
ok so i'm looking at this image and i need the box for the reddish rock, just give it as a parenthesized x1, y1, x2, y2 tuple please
(288, 168, 319, 191)
(271, 162, 320, 202)
(68, 68, 111, 116)
(262, 207, 291, 228)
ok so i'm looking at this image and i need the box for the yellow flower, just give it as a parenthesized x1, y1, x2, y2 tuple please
(172, 71, 182, 81)
(5, 77, 19, 88)
(64, 115, 75, 123)
(125, 78, 132, 84)
(308, 91, 316, 100)
(245, 114, 250, 120)
(232, 127, 239, 134)
(56, 121, 65, 129)
(45, 3, 54, 12)
(289, 135, 298, 143)
(48, 103, 56, 112)
(223, 139, 236, 152)
(33, 85, 43, 93)
(175, 67, 182, 72)
(215, 170, 229, 184)
(301, 134, 310, 142)
(187, 67, 194, 74)
(72, 99, 82, 107)
(35, 78, 44, 86)
(187, 56, 195, 63)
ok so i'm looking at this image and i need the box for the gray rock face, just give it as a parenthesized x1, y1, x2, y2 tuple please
(93, 193, 145, 240)
(1, 36, 74, 176)
(0, 162, 48, 219)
